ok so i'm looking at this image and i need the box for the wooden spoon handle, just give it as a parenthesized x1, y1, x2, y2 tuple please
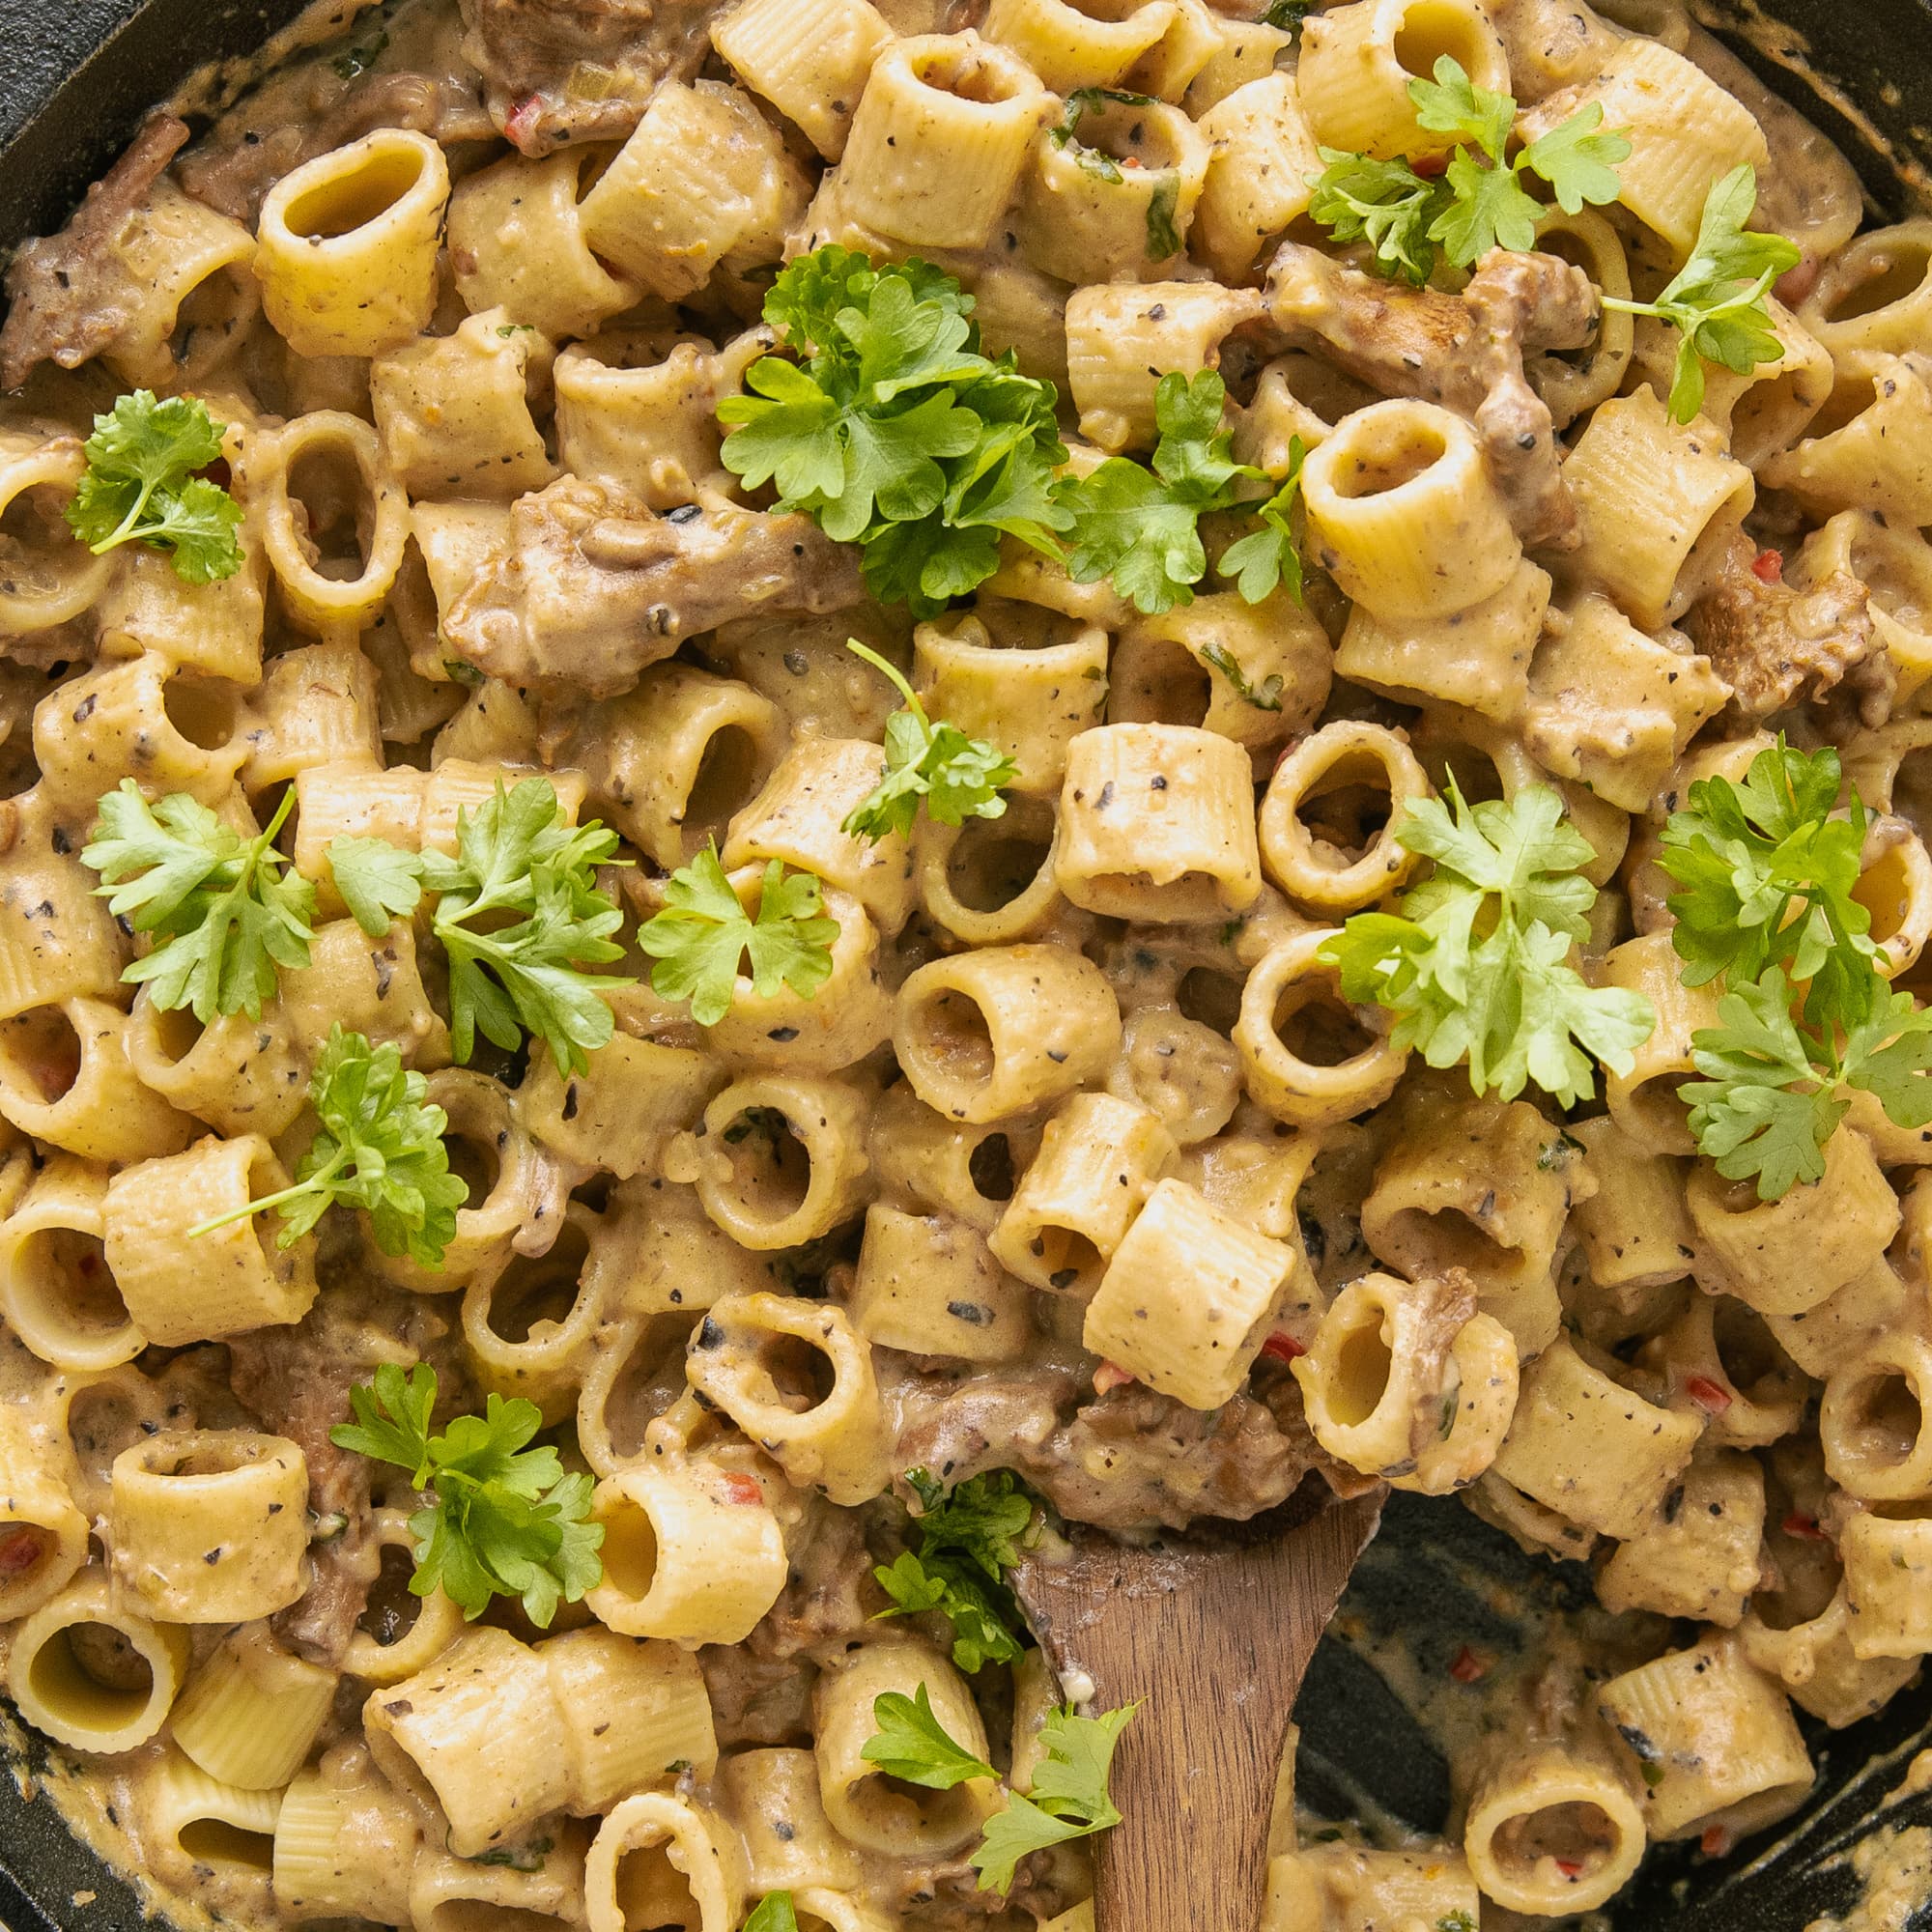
(1087, 1491, 1385, 1932)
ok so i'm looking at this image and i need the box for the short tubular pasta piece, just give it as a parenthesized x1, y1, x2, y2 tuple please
(5, 1569, 190, 1753)
(255, 128, 451, 358)
(867, 1083, 1041, 1233)
(1638, 1293, 1807, 1450)
(32, 651, 246, 811)
(0, 435, 114, 635)
(1461, 1736, 1648, 1915)
(273, 1749, 423, 1924)
(1820, 1333, 1932, 1502)
(1235, 931, 1408, 1130)
(686, 1292, 892, 1504)
(410, 1838, 588, 1932)
(1801, 220, 1932, 360)
(1601, 932, 1723, 1157)
(582, 1175, 774, 1326)
(813, 1639, 1001, 1856)
(1595, 1447, 1767, 1627)
(0, 1156, 142, 1371)
(341, 1508, 467, 1686)
(1840, 1514, 1932, 1659)
(238, 639, 384, 791)
(93, 182, 258, 389)
(1529, 208, 1634, 430)
(363, 1627, 575, 1859)
(915, 794, 1065, 948)
(251, 410, 410, 635)
(718, 1747, 864, 1894)
(1293, 1271, 1518, 1494)
(279, 918, 449, 1070)
(108, 1429, 310, 1623)
(127, 993, 309, 1140)
(105, 1134, 319, 1344)
(520, 1028, 722, 1180)
(147, 1747, 283, 1883)
(1057, 724, 1263, 923)
(1302, 401, 1521, 621)
(1761, 354, 1932, 526)
(693, 1075, 873, 1251)
(895, 944, 1121, 1123)
(580, 80, 808, 299)
(1688, 1126, 1899, 1315)
(1295, 0, 1510, 161)
(0, 835, 130, 1021)
(1743, 1581, 1917, 1731)
(989, 1092, 1177, 1296)
(982, 0, 1177, 93)
(462, 1204, 604, 1418)
(0, 1407, 89, 1619)
(1564, 386, 1756, 631)
(585, 1456, 788, 1645)
(1598, 1634, 1813, 1842)
(838, 34, 1051, 250)
(1193, 72, 1323, 282)
(1084, 1176, 1297, 1409)
(1065, 281, 1263, 452)
(543, 1626, 720, 1808)
(584, 1791, 747, 1932)
(446, 148, 640, 339)
(170, 1624, 337, 1791)
(851, 1205, 1034, 1363)
(712, 0, 895, 159)
(1109, 1006, 1242, 1148)
(1492, 1339, 1703, 1541)
(1259, 724, 1431, 913)
(1765, 1257, 1913, 1380)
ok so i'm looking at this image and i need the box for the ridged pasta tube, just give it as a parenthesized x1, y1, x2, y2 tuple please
(171, 1624, 337, 1790)
(982, 0, 1177, 93)
(5, 1569, 189, 1753)
(1258, 722, 1431, 914)
(1462, 1736, 1648, 1914)
(711, 0, 895, 158)
(0, 1156, 144, 1370)
(584, 1792, 747, 1932)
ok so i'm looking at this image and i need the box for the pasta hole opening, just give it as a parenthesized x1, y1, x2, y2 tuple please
(914, 988, 997, 1091)
(284, 145, 427, 241)
(681, 726, 764, 847)
(0, 479, 79, 590)
(1330, 1313, 1394, 1426)
(1619, 1071, 1693, 1151)
(356, 1541, 424, 1649)
(1392, 1, 1493, 79)
(1824, 243, 1932, 323)
(611, 1835, 699, 1932)
(66, 1380, 151, 1472)
(1804, 370, 1878, 442)
(1033, 1224, 1104, 1293)
(599, 1499, 662, 1601)
(1111, 637, 1212, 728)
(168, 269, 253, 378)
(752, 1330, 839, 1413)
(1330, 416, 1449, 497)
(19, 1228, 128, 1340)
(1845, 1368, 1923, 1470)
(908, 43, 1028, 107)
(1390, 1208, 1514, 1281)
(445, 1133, 501, 1210)
(1490, 1800, 1620, 1882)
(162, 672, 241, 752)
(1854, 843, 1916, 950)
(721, 1106, 812, 1221)
(969, 1131, 1016, 1204)
(27, 1624, 153, 1728)
(1178, 966, 1244, 1037)
(486, 1221, 593, 1346)
(177, 1817, 274, 1874)
(860, 1768, 980, 1840)
(287, 442, 376, 578)
(0, 1006, 83, 1103)
(152, 1003, 206, 1066)
(1295, 760, 1395, 867)
(1271, 982, 1376, 1067)
(945, 806, 1054, 915)
(1073, 98, 1185, 171)
(1712, 1300, 1799, 1405)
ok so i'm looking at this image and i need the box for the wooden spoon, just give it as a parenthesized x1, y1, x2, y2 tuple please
(1011, 1474, 1386, 1932)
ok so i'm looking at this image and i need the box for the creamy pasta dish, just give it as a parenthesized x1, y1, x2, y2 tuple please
(0, 0, 1928, 1926)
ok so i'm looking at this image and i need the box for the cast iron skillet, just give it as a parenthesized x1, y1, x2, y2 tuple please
(1, 3, 1931, 1928)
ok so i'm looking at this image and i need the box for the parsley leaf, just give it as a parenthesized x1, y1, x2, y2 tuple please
(189, 1025, 468, 1264)
(861, 1684, 998, 1788)
(329, 836, 427, 934)
(742, 1897, 799, 1932)
(873, 1469, 1037, 1673)
(1602, 166, 1802, 422)
(82, 781, 316, 1021)
(1309, 57, 1629, 280)
(842, 639, 1016, 842)
(1147, 178, 1182, 260)
(1318, 782, 1656, 1106)
(1263, 0, 1315, 28)
(64, 391, 244, 583)
(1218, 436, 1307, 608)
(1659, 739, 1880, 1031)
(973, 1703, 1140, 1893)
(637, 842, 838, 1027)
(330, 1363, 603, 1627)
(719, 247, 1071, 618)
(1200, 642, 1285, 711)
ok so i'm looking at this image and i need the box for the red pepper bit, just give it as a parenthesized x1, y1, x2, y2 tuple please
(1259, 1331, 1307, 1365)
(1701, 1824, 1734, 1859)
(718, 1472, 764, 1507)
(0, 1526, 44, 1577)
(505, 94, 544, 153)
(1685, 1374, 1734, 1415)
(1093, 1361, 1136, 1396)
(1782, 1511, 1829, 1542)
(1554, 1857, 1585, 1880)
(1449, 1644, 1487, 1684)
(1751, 548, 1785, 584)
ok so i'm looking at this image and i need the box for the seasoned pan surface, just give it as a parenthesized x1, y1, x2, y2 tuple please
(0, 2, 1928, 1928)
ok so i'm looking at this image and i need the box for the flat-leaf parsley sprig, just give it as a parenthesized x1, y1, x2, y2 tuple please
(190, 1025, 468, 1265)
(842, 640, 1016, 843)
(328, 777, 631, 1076)
(64, 391, 245, 583)
(82, 781, 316, 1021)
(636, 842, 838, 1027)
(330, 1362, 603, 1628)
(1600, 165, 1803, 422)
(1318, 782, 1657, 1107)
(873, 1468, 1037, 1672)
(717, 246, 1073, 618)
(1308, 57, 1630, 284)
